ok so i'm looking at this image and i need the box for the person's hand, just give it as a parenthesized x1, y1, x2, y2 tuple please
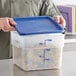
(54, 15, 66, 28)
(0, 17, 16, 32)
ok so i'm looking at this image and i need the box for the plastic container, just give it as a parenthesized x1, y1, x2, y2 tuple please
(11, 16, 64, 71)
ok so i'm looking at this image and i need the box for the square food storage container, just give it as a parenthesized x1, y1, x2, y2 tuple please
(11, 16, 64, 71)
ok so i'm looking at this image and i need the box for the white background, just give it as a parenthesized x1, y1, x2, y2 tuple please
(52, 0, 76, 5)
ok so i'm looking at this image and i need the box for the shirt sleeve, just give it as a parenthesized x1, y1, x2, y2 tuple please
(39, 0, 61, 17)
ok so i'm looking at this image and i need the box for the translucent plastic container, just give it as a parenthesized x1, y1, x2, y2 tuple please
(11, 16, 64, 71)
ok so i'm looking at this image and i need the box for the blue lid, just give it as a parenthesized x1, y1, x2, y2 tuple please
(13, 16, 64, 35)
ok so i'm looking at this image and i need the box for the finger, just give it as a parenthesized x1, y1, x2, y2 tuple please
(60, 17, 66, 28)
(54, 17, 58, 22)
(54, 16, 60, 23)
(8, 18, 16, 26)
(2, 25, 15, 32)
